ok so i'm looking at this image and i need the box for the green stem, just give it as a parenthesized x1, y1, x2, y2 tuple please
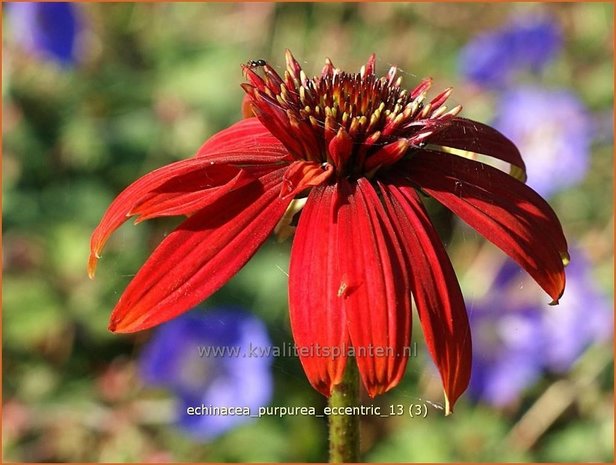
(328, 359, 360, 463)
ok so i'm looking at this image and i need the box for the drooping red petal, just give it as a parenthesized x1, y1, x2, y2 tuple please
(108, 168, 291, 333)
(89, 119, 291, 278)
(379, 181, 471, 414)
(195, 117, 291, 163)
(343, 178, 412, 397)
(88, 159, 256, 278)
(404, 150, 567, 303)
(425, 117, 527, 182)
(288, 183, 351, 396)
(129, 166, 274, 223)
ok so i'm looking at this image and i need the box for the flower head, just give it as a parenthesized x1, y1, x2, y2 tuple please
(8, 2, 80, 67)
(459, 15, 561, 88)
(89, 51, 568, 413)
(139, 308, 273, 439)
(492, 86, 592, 198)
(469, 247, 612, 406)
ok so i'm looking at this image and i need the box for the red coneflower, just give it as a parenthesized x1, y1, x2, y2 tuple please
(89, 50, 568, 414)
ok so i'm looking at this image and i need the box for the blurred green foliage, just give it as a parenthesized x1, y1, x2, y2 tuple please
(3, 2, 613, 462)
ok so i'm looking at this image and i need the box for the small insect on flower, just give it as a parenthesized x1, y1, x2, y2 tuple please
(247, 59, 267, 69)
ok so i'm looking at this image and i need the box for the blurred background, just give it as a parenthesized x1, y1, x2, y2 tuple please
(2, 2, 613, 462)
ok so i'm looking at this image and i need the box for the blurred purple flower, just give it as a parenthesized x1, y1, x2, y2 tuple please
(459, 15, 561, 88)
(140, 308, 273, 439)
(492, 86, 592, 198)
(469, 305, 544, 406)
(8, 2, 80, 66)
(469, 247, 612, 406)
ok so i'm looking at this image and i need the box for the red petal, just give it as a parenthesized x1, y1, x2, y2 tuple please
(405, 151, 567, 303)
(379, 181, 471, 414)
(89, 119, 291, 278)
(88, 158, 251, 278)
(108, 169, 291, 333)
(129, 167, 272, 223)
(425, 117, 527, 182)
(280, 161, 334, 198)
(288, 183, 351, 396)
(195, 118, 291, 163)
(344, 179, 413, 397)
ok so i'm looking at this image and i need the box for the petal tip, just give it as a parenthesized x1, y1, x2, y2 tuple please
(87, 254, 99, 279)
(444, 393, 452, 416)
(108, 305, 141, 334)
(316, 382, 334, 398)
(108, 319, 118, 333)
(550, 284, 566, 306)
(108, 316, 138, 334)
(561, 252, 571, 266)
